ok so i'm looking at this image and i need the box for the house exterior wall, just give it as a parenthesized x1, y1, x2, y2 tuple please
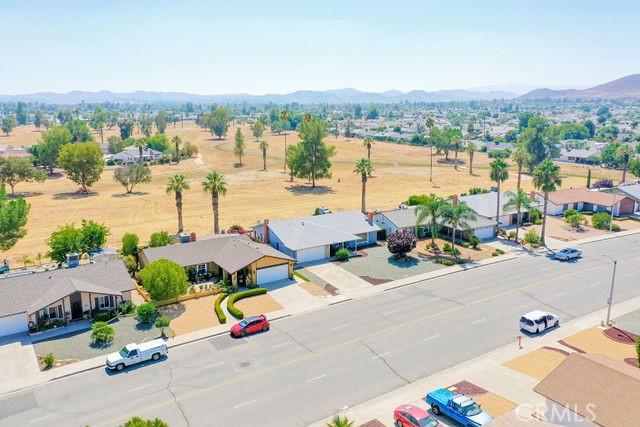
(256, 256, 290, 269)
(373, 214, 399, 236)
(267, 231, 295, 258)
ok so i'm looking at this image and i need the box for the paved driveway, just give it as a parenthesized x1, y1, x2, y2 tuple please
(304, 263, 371, 293)
(0, 334, 40, 385)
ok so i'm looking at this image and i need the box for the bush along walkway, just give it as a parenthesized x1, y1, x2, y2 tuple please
(227, 288, 267, 319)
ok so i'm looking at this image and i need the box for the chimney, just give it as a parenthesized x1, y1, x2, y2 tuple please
(263, 219, 269, 244)
(529, 191, 536, 200)
(367, 212, 374, 223)
(452, 194, 458, 207)
(190, 232, 197, 242)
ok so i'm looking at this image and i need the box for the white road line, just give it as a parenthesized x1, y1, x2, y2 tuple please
(233, 399, 257, 410)
(330, 324, 349, 332)
(505, 275, 519, 281)
(587, 282, 600, 287)
(127, 383, 153, 393)
(382, 309, 398, 316)
(468, 285, 483, 291)
(471, 318, 486, 325)
(306, 374, 327, 383)
(203, 361, 225, 369)
(423, 334, 440, 341)
(29, 414, 57, 424)
(271, 342, 288, 350)
(620, 272, 634, 278)
(427, 297, 442, 303)
(555, 292, 567, 297)
(514, 304, 528, 311)
(370, 352, 390, 360)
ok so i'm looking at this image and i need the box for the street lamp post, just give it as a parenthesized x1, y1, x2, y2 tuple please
(601, 254, 617, 326)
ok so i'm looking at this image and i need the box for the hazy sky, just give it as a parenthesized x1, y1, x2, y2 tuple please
(2, 0, 639, 94)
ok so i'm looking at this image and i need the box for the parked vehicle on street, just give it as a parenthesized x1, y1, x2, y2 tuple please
(393, 404, 439, 427)
(519, 310, 559, 334)
(106, 339, 167, 371)
(230, 314, 270, 337)
(554, 247, 582, 261)
(425, 389, 493, 427)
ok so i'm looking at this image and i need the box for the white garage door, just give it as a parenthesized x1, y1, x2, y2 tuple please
(0, 313, 28, 337)
(474, 226, 495, 240)
(296, 246, 326, 263)
(257, 263, 289, 285)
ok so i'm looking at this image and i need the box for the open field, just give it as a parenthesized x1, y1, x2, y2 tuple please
(1, 122, 624, 264)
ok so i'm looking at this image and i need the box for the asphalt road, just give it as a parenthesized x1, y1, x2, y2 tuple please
(1, 234, 639, 427)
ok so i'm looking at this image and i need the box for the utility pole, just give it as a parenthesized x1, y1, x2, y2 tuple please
(602, 254, 617, 326)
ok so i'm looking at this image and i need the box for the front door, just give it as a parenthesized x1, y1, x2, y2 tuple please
(69, 292, 83, 319)
(237, 269, 247, 286)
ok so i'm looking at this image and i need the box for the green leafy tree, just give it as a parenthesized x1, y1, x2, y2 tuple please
(33, 110, 45, 130)
(139, 115, 153, 137)
(629, 158, 640, 180)
(15, 102, 28, 125)
(114, 164, 152, 194)
(121, 232, 140, 257)
(204, 107, 231, 139)
(503, 189, 534, 243)
(519, 115, 559, 168)
(416, 194, 447, 247)
(0, 157, 46, 195)
(123, 416, 169, 427)
(32, 126, 73, 173)
(489, 158, 509, 227)
(64, 119, 94, 143)
(353, 159, 373, 213)
(139, 259, 189, 301)
(118, 119, 134, 140)
(154, 315, 170, 337)
(58, 143, 104, 192)
(2, 115, 17, 136)
(154, 111, 168, 134)
(532, 159, 562, 246)
(91, 321, 114, 344)
(0, 187, 30, 250)
(90, 106, 108, 144)
(451, 135, 462, 170)
(136, 302, 157, 322)
(202, 170, 227, 234)
(566, 212, 586, 229)
(47, 224, 84, 263)
(233, 127, 246, 165)
(56, 109, 73, 125)
(259, 140, 269, 171)
(439, 200, 477, 248)
(616, 144, 634, 183)
(144, 133, 170, 152)
(107, 135, 125, 154)
(148, 231, 171, 247)
(80, 219, 110, 252)
(288, 115, 336, 188)
(166, 174, 190, 233)
(251, 119, 264, 141)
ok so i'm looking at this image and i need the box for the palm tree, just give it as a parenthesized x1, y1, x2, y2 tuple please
(503, 188, 534, 243)
(259, 140, 269, 171)
(533, 159, 562, 246)
(489, 158, 510, 228)
(512, 142, 531, 190)
(426, 117, 435, 182)
(280, 111, 289, 172)
(134, 138, 147, 164)
(166, 174, 190, 233)
(416, 194, 447, 247)
(171, 135, 182, 162)
(465, 142, 476, 174)
(439, 200, 477, 248)
(202, 170, 228, 234)
(363, 136, 374, 161)
(451, 135, 461, 170)
(616, 144, 634, 183)
(353, 159, 373, 213)
(326, 415, 354, 427)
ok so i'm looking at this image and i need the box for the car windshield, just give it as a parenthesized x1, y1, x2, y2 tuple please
(239, 320, 248, 327)
(118, 347, 129, 357)
(418, 415, 439, 427)
(464, 403, 482, 416)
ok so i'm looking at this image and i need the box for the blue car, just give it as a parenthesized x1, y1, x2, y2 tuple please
(425, 388, 493, 427)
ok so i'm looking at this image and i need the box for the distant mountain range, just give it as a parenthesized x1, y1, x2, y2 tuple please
(0, 88, 518, 105)
(520, 74, 640, 100)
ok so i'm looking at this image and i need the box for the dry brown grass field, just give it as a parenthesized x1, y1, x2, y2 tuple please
(0, 122, 622, 265)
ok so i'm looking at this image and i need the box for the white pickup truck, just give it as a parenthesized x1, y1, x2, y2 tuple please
(106, 339, 167, 371)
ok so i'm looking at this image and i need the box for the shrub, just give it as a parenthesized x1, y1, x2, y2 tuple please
(136, 302, 157, 323)
(293, 271, 310, 282)
(563, 208, 578, 218)
(122, 233, 140, 257)
(93, 310, 113, 322)
(376, 228, 387, 240)
(468, 187, 490, 195)
(214, 293, 227, 324)
(123, 254, 138, 274)
(436, 259, 455, 266)
(566, 212, 586, 229)
(529, 208, 542, 224)
(154, 315, 170, 337)
(611, 223, 621, 232)
(91, 321, 114, 343)
(507, 231, 517, 241)
(148, 231, 171, 248)
(387, 230, 417, 258)
(592, 179, 614, 189)
(523, 229, 541, 246)
(119, 300, 136, 315)
(335, 248, 350, 261)
(443, 242, 461, 256)
(406, 194, 431, 206)
(216, 278, 234, 294)
(491, 251, 499, 257)
(592, 212, 612, 230)
(468, 236, 481, 248)
(123, 416, 169, 427)
(43, 353, 55, 369)
(139, 259, 189, 301)
(227, 288, 267, 319)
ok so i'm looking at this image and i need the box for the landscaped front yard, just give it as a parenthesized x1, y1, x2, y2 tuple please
(521, 215, 640, 242)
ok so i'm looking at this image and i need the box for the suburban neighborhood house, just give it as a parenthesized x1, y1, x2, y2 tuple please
(0, 143, 30, 158)
(606, 182, 640, 213)
(459, 191, 541, 228)
(139, 233, 294, 287)
(534, 353, 640, 426)
(106, 145, 163, 164)
(0, 260, 134, 338)
(252, 210, 380, 263)
(556, 147, 600, 164)
(541, 187, 638, 216)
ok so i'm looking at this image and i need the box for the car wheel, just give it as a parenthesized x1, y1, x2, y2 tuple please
(152, 352, 160, 361)
(394, 420, 402, 427)
(262, 325, 269, 331)
(431, 404, 441, 415)
(536, 328, 539, 334)
(116, 363, 124, 371)
(240, 330, 246, 337)
(554, 320, 559, 327)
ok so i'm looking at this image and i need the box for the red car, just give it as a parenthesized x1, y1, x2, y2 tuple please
(394, 405, 439, 427)
(230, 315, 270, 337)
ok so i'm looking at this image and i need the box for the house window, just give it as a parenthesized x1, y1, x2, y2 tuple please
(96, 295, 113, 309)
(196, 264, 207, 274)
(48, 305, 63, 319)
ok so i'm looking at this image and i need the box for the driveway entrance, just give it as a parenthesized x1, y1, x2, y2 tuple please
(0, 334, 40, 387)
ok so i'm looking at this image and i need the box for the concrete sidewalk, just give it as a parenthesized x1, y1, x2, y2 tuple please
(309, 294, 640, 426)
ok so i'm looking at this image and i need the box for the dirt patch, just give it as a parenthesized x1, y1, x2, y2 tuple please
(542, 346, 570, 356)
(603, 327, 638, 344)
(298, 281, 329, 296)
(415, 238, 494, 263)
(624, 358, 640, 368)
(474, 392, 518, 418)
(448, 380, 487, 396)
(37, 355, 79, 371)
(359, 420, 386, 427)
(324, 284, 340, 296)
(360, 276, 392, 285)
(233, 293, 283, 318)
(503, 347, 567, 380)
(160, 295, 220, 336)
(560, 326, 636, 360)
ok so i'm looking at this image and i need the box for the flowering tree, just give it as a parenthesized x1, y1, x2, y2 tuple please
(592, 179, 614, 189)
(387, 230, 417, 258)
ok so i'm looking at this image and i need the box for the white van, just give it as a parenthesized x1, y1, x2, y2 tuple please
(106, 339, 167, 371)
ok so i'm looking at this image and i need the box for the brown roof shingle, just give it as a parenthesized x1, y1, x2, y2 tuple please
(546, 187, 627, 206)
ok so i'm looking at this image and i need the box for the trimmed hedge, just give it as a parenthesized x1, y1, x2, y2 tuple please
(227, 288, 267, 319)
(214, 293, 228, 324)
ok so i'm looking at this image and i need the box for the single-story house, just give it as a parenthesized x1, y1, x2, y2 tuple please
(542, 187, 637, 216)
(605, 182, 640, 213)
(459, 191, 541, 227)
(374, 204, 498, 241)
(556, 147, 600, 164)
(0, 260, 134, 338)
(0, 144, 30, 158)
(534, 353, 640, 426)
(112, 146, 163, 164)
(252, 210, 380, 263)
(139, 234, 294, 287)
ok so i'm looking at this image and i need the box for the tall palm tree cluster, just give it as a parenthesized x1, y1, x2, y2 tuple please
(415, 194, 477, 249)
